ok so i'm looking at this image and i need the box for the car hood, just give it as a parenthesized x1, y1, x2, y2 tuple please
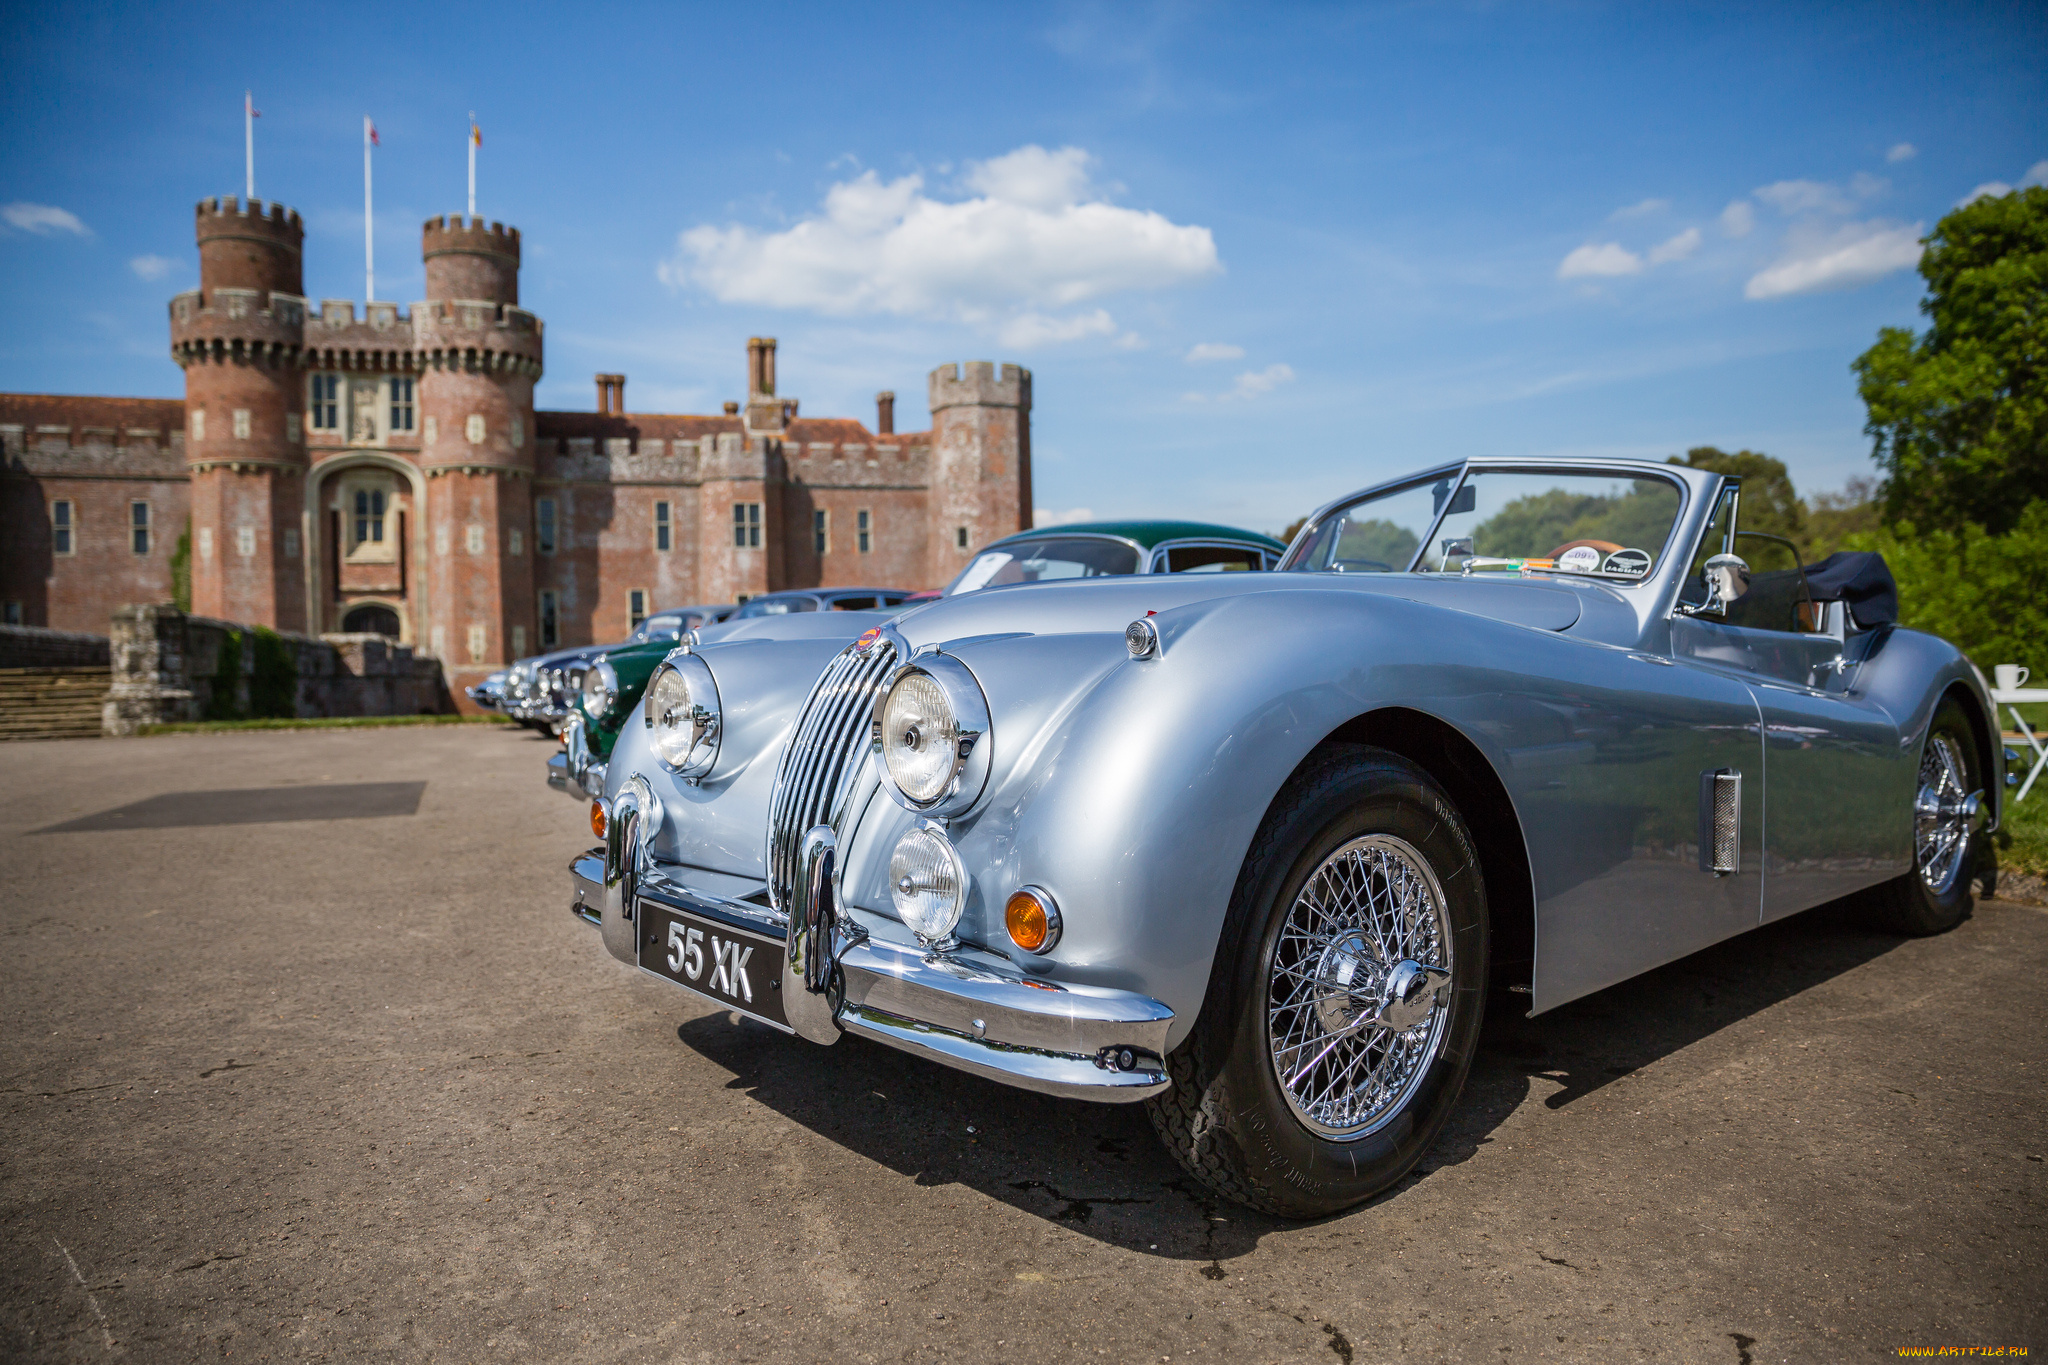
(890, 571, 1594, 647)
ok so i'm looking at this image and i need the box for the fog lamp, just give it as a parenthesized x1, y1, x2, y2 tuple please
(590, 799, 607, 840)
(890, 823, 967, 944)
(1004, 886, 1062, 955)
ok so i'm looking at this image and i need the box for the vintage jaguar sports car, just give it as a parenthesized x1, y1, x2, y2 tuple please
(570, 457, 2000, 1216)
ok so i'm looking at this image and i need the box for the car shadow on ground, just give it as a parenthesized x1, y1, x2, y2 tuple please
(674, 895, 1914, 1264)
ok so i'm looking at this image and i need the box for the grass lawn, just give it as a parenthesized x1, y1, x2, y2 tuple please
(1996, 700, 2047, 876)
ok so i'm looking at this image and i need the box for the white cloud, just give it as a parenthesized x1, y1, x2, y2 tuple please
(1753, 175, 1886, 217)
(3, 202, 90, 236)
(660, 144, 1220, 345)
(129, 254, 177, 280)
(1960, 181, 2013, 206)
(1647, 227, 1701, 264)
(1887, 142, 1917, 163)
(2024, 160, 2048, 188)
(1033, 506, 1095, 527)
(1185, 342, 1244, 363)
(1744, 220, 1923, 300)
(998, 308, 1116, 348)
(1720, 200, 1755, 238)
(1185, 363, 1296, 403)
(1610, 198, 1671, 219)
(1557, 242, 1642, 279)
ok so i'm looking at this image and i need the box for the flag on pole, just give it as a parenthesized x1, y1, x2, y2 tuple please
(471, 121, 481, 147)
(367, 119, 380, 147)
(244, 92, 259, 199)
(246, 93, 260, 119)
(467, 113, 480, 218)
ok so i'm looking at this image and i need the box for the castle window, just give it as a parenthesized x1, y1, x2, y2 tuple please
(956, 526, 969, 549)
(509, 528, 523, 556)
(131, 502, 151, 555)
(511, 625, 526, 656)
(539, 591, 558, 648)
(655, 501, 671, 552)
(466, 524, 486, 555)
(52, 500, 74, 556)
(857, 509, 872, 554)
(3, 602, 21, 626)
(733, 502, 761, 549)
(629, 589, 648, 629)
(536, 498, 557, 555)
(467, 623, 487, 663)
(283, 528, 300, 559)
(286, 413, 302, 443)
(191, 410, 205, 442)
(309, 375, 340, 431)
(236, 526, 256, 558)
(389, 377, 415, 432)
(233, 409, 251, 440)
(814, 509, 829, 555)
(466, 414, 485, 444)
(354, 489, 386, 547)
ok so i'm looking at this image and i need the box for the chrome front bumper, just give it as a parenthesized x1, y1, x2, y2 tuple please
(566, 814, 1172, 1102)
(548, 719, 605, 799)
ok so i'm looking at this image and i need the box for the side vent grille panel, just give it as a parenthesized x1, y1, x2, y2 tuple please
(1699, 768, 1741, 875)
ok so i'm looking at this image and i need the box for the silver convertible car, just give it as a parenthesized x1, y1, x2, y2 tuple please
(570, 457, 2001, 1217)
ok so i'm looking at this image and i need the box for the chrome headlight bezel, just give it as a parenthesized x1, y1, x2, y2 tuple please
(583, 659, 619, 719)
(644, 651, 721, 778)
(870, 651, 991, 818)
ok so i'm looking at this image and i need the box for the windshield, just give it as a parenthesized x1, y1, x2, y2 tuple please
(945, 536, 1143, 595)
(1289, 468, 1683, 580)
(737, 595, 818, 618)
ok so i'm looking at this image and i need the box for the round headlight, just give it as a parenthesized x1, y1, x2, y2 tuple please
(891, 823, 966, 943)
(872, 654, 991, 816)
(583, 660, 618, 717)
(645, 653, 720, 776)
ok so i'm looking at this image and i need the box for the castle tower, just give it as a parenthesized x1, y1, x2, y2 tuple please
(928, 362, 1031, 583)
(413, 216, 541, 675)
(172, 197, 311, 629)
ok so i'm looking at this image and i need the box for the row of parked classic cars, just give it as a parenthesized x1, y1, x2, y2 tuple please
(473, 461, 2009, 1217)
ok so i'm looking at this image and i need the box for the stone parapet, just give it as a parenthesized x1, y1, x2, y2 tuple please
(103, 604, 451, 734)
(0, 623, 111, 669)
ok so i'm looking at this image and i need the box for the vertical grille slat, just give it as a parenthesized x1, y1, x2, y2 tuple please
(767, 641, 897, 911)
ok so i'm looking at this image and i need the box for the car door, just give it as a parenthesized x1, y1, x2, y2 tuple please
(1669, 527, 1907, 921)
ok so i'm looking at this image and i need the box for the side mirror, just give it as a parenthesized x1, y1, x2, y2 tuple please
(1681, 553, 1750, 619)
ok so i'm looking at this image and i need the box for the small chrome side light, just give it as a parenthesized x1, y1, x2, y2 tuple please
(1004, 885, 1062, 955)
(1125, 617, 1159, 659)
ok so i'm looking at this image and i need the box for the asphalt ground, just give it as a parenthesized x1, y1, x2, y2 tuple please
(1, 726, 2042, 1364)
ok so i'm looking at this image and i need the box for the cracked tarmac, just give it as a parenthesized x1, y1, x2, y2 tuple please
(2, 726, 2043, 1362)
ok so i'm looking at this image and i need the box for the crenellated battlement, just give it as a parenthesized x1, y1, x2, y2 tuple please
(421, 215, 520, 262)
(169, 288, 311, 367)
(196, 196, 304, 241)
(929, 360, 1032, 412)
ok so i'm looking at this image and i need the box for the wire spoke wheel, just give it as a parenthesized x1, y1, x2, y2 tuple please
(1914, 732, 1973, 895)
(1265, 833, 1453, 1140)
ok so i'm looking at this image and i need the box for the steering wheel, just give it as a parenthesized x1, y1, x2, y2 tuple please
(1549, 538, 1624, 559)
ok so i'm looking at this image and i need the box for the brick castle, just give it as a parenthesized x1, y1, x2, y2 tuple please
(1, 196, 1032, 695)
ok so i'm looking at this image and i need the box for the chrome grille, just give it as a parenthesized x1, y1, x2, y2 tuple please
(766, 640, 898, 912)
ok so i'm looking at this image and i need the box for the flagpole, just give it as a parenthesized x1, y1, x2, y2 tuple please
(467, 112, 476, 219)
(244, 92, 254, 199)
(363, 116, 375, 302)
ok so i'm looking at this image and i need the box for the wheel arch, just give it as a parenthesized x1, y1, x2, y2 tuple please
(1937, 679, 2000, 830)
(1314, 706, 1537, 990)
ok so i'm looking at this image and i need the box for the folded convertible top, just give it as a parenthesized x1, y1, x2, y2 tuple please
(1800, 551, 1898, 628)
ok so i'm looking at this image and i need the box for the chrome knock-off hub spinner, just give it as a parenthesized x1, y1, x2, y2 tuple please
(1310, 931, 1388, 1037)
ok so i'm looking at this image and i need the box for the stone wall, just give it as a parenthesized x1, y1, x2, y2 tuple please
(103, 603, 451, 734)
(0, 623, 111, 669)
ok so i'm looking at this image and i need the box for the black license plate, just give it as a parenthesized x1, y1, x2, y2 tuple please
(636, 899, 788, 1031)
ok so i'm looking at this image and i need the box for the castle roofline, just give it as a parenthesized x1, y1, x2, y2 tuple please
(0, 393, 187, 432)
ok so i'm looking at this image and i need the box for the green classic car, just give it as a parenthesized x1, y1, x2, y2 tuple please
(547, 518, 1287, 799)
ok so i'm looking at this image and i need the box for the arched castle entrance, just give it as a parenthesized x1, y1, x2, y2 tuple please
(304, 452, 428, 646)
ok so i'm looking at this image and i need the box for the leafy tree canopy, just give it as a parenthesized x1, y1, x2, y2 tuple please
(1853, 186, 2047, 535)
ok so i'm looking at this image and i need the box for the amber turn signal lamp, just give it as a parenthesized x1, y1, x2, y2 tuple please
(590, 799, 608, 840)
(1004, 886, 1062, 955)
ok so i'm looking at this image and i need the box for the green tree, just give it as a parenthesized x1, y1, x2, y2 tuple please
(1853, 186, 2048, 535)
(1668, 447, 1808, 569)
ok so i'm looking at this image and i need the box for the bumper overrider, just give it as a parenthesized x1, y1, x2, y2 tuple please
(568, 781, 1174, 1103)
(547, 717, 606, 799)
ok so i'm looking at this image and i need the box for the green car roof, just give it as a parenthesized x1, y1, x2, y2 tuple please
(984, 520, 1286, 553)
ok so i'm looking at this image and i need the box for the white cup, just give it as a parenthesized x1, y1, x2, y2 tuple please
(1995, 664, 2030, 692)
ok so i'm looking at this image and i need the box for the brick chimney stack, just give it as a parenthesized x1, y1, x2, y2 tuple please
(746, 337, 778, 396)
(875, 390, 895, 435)
(595, 373, 625, 416)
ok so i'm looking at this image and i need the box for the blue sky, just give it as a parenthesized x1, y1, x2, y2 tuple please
(3, 1, 2042, 536)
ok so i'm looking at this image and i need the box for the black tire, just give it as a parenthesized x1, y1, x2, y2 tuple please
(1865, 696, 1981, 936)
(1145, 744, 1489, 1218)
